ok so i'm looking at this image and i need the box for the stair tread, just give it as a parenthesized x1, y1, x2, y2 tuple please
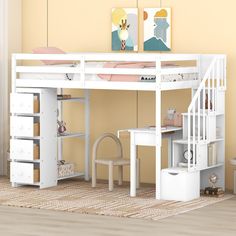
(182, 111, 223, 116)
(173, 139, 204, 144)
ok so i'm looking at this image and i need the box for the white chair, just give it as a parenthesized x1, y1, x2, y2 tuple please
(92, 133, 140, 191)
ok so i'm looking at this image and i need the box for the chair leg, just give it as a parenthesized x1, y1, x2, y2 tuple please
(108, 161, 114, 191)
(118, 165, 123, 186)
(136, 158, 140, 189)
(92, 162, 96, 188)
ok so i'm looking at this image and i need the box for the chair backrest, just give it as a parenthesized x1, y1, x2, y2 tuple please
(92, 133, 123, 162)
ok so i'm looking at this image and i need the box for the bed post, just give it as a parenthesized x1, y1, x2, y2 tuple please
(11, 54, 16, 93)
(155, 55, 162, 200)
(85, 89, 90, 181)
(57, 88, 63, 162)
(11, 54, 18, 187)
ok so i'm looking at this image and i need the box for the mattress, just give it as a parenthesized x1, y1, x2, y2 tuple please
(19, 62, 198, 82)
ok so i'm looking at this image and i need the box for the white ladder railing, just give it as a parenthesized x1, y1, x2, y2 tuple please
(187, 56, 226, 171)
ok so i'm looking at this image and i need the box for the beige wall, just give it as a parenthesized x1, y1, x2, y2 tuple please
(22, 0, 236, 190)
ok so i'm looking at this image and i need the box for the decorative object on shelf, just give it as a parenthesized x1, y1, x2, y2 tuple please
(57, 120, 67, 134)
(200, 173, 224, 197)
(112, 8, 138, 51)
(57, 160, 75, 178)
(183, 149, 193, 162)
(143, 8, 171, 51)
(205, 93, 212, 110)
(208, 143, 217, 166)
(163, 108, 182, 127)
(167, 108, 176, 120)
(209, 173, 218, 188)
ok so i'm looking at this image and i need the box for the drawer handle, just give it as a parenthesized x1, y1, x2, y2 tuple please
(19, 125, 24, 131)
(19, 149, 24, 154)
(18, 171, 24, 177)
(168, 172, 179, 176)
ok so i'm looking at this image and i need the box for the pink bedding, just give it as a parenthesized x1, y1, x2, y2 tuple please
(98, 62, 155, 82)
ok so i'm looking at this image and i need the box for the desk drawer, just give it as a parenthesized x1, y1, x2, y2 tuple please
(10, 162, 40, 184)
(10, 93, 39, 114)
(10, 139, 39, 160)
(10, 116, 40, 137)
(134, 132, 156, 146)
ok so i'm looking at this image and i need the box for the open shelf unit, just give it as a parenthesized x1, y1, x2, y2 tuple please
(57, 89, 89, 181)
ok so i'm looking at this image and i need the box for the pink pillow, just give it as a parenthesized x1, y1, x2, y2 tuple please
(32, 47, 73, 65)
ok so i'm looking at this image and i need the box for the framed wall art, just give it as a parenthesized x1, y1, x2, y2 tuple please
(112, 8, 138, 51)
(143, 8, 171, 51)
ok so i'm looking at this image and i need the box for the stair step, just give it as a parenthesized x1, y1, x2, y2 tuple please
(173, 139, 204, 145)
(182, 111, 223, 116)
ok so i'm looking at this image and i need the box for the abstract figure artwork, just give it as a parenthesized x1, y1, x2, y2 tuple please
(112, 8, 138, 51)
(144, 8, 171, 51)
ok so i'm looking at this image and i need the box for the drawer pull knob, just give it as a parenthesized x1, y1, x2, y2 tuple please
(168, 172, 179, 176)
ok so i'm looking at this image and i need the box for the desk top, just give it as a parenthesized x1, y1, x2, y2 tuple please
(119, 126, 182, 134)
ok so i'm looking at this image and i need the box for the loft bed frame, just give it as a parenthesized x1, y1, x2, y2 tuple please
(10, 53, 226, 200)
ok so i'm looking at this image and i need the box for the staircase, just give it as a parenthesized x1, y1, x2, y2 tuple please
(161, 56, 226, 201)
(173, 56, 226, 172)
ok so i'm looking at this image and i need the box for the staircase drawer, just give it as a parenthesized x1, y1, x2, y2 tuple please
(10, 116, 40, 137)
(10, 162, 40, 184)
(10, 139, 39, 160)
(10, 93, 39, 114)
(161, 168, 200, 201)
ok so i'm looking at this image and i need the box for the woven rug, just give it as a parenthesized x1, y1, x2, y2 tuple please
(0, 177, 233, 221)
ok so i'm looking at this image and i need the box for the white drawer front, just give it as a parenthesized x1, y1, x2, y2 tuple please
(10, 93, 35, 114)
(10, 139, 35, 160)
(10, 116, 34, 137)
(10, 162, 34, 184)
(134, 132, 156, 146)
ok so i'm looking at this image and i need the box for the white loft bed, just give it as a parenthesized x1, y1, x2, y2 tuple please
(10, 53, 226, 200)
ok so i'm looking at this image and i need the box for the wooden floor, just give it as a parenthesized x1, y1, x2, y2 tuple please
(0, 197, 235, 236)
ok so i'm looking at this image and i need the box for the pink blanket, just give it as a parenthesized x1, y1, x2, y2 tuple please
(98, 62, 155, 82)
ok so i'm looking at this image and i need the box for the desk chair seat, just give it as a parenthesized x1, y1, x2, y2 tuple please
(92, 133, 140, 191)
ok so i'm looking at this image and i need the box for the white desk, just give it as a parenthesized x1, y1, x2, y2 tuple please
(119, 126, 182, 197)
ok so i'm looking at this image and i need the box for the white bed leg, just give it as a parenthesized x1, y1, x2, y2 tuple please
(130, 132, 136, 197)
(155, 57, 162, 200)
(85, 89, 90, 181)
(57, 88, 63, 162)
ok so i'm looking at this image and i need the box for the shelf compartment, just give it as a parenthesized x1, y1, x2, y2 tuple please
(173, 140, 208, 170)
(57, 172, 85, 180)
